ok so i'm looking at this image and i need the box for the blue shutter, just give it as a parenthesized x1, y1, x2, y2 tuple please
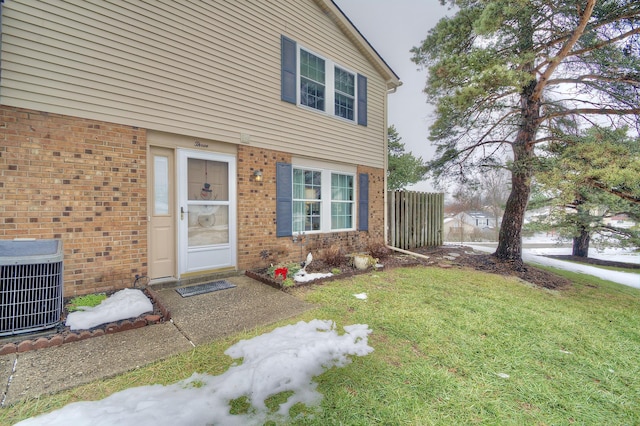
(281, 36, 297, 104)
(357, 74, 367, 126)
(276, 162, 293, 237)
(358, 173, 369, 231)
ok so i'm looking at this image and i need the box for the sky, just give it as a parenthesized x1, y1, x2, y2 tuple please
(334, 0, 453, 192)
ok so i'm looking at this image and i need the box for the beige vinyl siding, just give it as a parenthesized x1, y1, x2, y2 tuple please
(0, 0, 391, 168)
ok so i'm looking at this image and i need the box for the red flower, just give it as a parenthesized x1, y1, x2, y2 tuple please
(274, 267, 288, 280)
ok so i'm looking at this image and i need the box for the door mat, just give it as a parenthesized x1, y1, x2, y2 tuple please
(175, 280, 236, 298)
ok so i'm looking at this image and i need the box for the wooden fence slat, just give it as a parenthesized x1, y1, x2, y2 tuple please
(387, 190, 444, 249)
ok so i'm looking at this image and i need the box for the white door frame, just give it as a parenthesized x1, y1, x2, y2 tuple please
(177, 149, 237, 276)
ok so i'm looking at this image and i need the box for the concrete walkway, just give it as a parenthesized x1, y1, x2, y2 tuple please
(0, 275, 314, 406)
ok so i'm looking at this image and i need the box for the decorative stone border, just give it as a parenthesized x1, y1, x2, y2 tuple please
(0, 287, 171, 355)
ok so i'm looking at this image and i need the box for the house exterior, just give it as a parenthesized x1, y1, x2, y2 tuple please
(443, 211, 498, 242)
(0, 0, 401, 296)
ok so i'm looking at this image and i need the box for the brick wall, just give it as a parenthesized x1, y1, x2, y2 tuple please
(0, 106, 147, 296)
(236, 145, 385, 270)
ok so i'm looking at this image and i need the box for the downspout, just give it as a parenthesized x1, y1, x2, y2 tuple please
(383, 82, 394, 249)
(383, 81, 430, 262)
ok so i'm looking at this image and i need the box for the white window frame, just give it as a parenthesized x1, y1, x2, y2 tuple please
(297, 45, 358, 122)
(292, 159, 357, 234)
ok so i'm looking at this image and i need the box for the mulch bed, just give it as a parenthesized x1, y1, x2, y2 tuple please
(249, 245, 583, 291)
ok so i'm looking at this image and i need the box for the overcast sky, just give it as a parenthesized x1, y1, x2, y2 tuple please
(333, 0, 452, 192)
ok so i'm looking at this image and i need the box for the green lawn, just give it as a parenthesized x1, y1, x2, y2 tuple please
(3, 266, 640, 425)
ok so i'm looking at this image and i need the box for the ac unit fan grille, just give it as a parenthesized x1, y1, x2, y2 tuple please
(1, 262, 64, 336)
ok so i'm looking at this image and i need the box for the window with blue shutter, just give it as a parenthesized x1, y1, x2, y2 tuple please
(358, 173, 369, 231)
(281, 35, 368, 126)
(276, 162, 293, 237)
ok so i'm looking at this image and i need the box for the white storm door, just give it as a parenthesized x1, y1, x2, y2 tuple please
(177, 149, 236, 275)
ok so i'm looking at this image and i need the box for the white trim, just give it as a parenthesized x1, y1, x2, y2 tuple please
(291, 160, 356, 234)
(296, 43, 359, 123)
(177, 149, 237, 275)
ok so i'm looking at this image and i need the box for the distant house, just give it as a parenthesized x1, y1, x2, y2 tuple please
(603, 214, 636, 230)
(443, 211, 498, 242)
(0, 0, 401, 296)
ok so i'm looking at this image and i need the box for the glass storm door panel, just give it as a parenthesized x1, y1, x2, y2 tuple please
(177, 149, 236, 275)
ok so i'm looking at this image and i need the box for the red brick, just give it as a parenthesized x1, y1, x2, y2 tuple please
(48, 334, 64, 347)
(63, 333, 80, 344)
(117, 320, 134, 332)
(0, 343, 17, 355)
(132, 318, 147, 329)
(17, 340, 33, 353)
(105, 323, 119, 334)
(145, 314, 161, 324)
(32, 337, 50, 350)
(78, 331, 92, 341)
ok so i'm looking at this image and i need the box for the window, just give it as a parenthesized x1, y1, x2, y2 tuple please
(281, 36, 367, 125)
(276, 161, 367, 237)
(300, 50, 325, 111)
(334, 67, 355, 120)
(293, 169, 322, 232)
(298, 48, 357, 121)
(292, 167, 354, 233)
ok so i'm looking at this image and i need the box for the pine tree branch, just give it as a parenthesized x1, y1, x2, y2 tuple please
(586, 179, 640, 204)
(532, 0, 596, 102)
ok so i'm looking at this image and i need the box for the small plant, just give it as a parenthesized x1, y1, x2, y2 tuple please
(281, 278, 296, 288)
(319, 244, 346, 267)
(331, 268, 342, 275)
(367, 241, 390, 260)
(268, 262, 301, 279)
(67, 293, 107, 312)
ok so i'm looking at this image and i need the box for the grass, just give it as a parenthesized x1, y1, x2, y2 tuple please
(65, 293, 107, 312)
(2, 265, 639, 425)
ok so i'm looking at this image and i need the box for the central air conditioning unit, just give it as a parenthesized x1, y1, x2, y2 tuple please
(0, 239, 64, 336)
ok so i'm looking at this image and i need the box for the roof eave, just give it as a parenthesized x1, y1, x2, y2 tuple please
(316, 0, 402, 89)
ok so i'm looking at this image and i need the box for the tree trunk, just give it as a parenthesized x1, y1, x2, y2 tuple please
(495, 95, 538, 262)
(494, 143, 534, 262)
(494, 13, 539, 265)
(572, 227, 590, 257)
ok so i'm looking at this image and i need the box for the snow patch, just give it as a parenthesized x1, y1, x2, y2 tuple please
(65, 288, 153, 331)
(293, 272, 333, 283)
(17, 320, 373, 426)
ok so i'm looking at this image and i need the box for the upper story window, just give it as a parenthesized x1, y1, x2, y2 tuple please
(334, 67, 355, 120)
(281, 36, 367, 126)
(298, 47, 357, 122)
(300, 50, 326, 111)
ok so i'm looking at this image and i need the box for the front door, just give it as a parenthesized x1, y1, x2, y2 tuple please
(177, 149, 236, 275)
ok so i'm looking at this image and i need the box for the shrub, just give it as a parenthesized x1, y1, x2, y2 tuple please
(319, 245, 346, 267)
(367, 241, 390, 260)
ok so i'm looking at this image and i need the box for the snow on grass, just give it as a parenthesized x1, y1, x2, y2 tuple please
(65, 288, 153, 331)
(17, 320, 373, 426)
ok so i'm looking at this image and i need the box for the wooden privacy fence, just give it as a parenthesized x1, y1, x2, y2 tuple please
(388, 191, 444, 249)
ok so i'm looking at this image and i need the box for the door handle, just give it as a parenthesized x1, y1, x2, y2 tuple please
(181, 206, 188, 220)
